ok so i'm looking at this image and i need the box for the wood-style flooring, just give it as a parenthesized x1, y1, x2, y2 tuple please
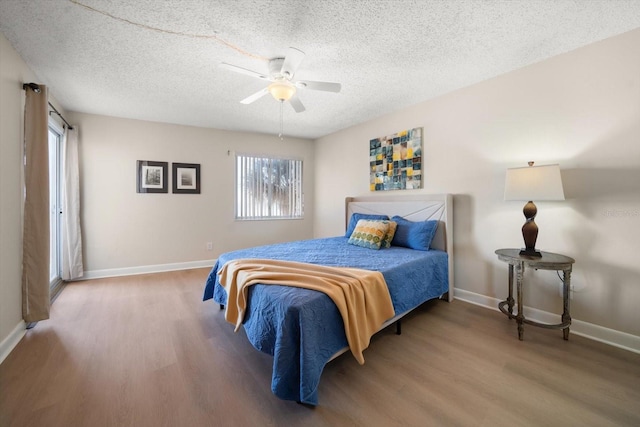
(1, 268, 639, 427)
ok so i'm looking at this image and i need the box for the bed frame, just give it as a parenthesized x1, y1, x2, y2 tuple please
(345, 193, 454, 301)
(325, 194, 454, 361)
(213, 193, 455, 401)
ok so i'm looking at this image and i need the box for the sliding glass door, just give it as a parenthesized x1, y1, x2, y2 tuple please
(48, 124, 62, 289)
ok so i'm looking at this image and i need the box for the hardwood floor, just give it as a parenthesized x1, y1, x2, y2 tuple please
(1, 268, 639, 427)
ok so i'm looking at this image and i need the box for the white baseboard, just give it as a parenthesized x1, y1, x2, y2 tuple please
(454, 288, 640, 354)
(0, 321, 26, 365)
(81, 259, 216, 280)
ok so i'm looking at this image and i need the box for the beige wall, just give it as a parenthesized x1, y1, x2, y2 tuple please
(0, 33, 35, 349)
(314, 29, 640, 337)
(69, 112, 315, 274)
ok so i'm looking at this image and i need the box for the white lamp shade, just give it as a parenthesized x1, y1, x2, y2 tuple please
(504, 163, 565, 201)
(268, 81, 296, 101)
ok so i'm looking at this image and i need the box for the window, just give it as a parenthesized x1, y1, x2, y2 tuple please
(236, 154, 303, 219)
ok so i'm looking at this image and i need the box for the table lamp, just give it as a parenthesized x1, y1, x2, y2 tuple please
(504, 162, 564, 257)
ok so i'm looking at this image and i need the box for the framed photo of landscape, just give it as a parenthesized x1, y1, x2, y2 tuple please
(172, 162, 200, 194)
(136, 160, 168, 193)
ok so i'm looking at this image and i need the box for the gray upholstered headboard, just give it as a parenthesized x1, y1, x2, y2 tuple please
(345, 194, 454, 301)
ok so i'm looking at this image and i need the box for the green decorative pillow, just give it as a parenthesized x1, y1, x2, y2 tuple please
(380, 220, 398, 248)
(347, 219, 390, 250)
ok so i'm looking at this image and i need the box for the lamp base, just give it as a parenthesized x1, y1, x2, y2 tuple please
(520, 201, 541, 258)
(519, 248, 542, 258)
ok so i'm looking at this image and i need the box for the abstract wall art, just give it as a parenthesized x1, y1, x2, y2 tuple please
(369, 127, 422, 191)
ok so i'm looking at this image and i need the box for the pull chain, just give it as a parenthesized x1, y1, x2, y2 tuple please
(278, 100, 284, 141)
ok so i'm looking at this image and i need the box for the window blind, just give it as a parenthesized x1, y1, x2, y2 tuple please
(236, 154, 303, 219)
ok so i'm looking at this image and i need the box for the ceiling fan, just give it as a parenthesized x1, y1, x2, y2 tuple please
(220, 47, 341, 113)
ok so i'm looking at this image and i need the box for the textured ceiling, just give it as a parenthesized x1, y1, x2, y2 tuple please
(2, 0, 640, 139)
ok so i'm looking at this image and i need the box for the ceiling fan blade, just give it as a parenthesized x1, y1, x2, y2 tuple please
(220, 62, 270, 80)
(296, 80, 341, 93)
(289, 95, 306, 113)
(240, 87, 269, 104)
(280, 47, 305, 79)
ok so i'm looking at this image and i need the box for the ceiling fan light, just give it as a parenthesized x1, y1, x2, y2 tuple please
(268, 81, 296, 101)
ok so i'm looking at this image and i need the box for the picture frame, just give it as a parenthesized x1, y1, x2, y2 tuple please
(137, 160, 168, 193)
(172, 162, 201, 194)
(369, 127, 423, 191)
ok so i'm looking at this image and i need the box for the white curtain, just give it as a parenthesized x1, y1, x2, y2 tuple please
(61, 126, 84, 280)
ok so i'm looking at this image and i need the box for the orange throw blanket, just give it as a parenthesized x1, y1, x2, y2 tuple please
(217, 258, 395, 364)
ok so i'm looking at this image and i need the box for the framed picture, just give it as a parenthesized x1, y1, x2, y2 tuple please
(172, 162, 200, 194)
(369, 127, 423, 191)
(137, 160, 168, 193)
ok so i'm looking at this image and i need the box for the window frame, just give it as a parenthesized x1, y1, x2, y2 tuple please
(235, 153, 304, 220)
(48, 119, 64, 292)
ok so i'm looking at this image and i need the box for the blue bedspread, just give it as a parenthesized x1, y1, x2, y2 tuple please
(203, 237, 448, 405)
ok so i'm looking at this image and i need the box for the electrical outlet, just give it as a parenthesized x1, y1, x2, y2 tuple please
(206, 242, 213, 251)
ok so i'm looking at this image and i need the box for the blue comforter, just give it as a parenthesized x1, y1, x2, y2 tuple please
(203, 236, 448, 405)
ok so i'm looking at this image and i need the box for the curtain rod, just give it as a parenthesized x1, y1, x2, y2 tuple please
(23, 82, 74, 130)
(48, 103, 74, 130)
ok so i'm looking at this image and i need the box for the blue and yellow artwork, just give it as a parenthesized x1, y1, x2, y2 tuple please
(369, 127, 422, 191)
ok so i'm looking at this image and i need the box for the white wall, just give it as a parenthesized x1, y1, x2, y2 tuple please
(314, 29, 640, 338)
(69, 112, 315, 275)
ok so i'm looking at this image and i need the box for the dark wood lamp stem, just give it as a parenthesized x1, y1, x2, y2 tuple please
(520, 200, 541, 257)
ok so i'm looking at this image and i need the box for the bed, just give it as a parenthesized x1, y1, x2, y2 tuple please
(203, 194, 454, 405)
